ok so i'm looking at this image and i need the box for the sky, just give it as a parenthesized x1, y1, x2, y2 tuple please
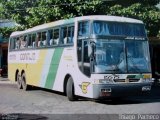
(156, 3, 160, 8)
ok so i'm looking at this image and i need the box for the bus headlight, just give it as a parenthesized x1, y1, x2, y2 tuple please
(94, 79, 114, 84)
(140, 78, 151, 83)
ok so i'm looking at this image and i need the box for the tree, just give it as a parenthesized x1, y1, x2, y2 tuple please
(0, 0, 160, 37)
(0, 0, 103, 39)
(0, 0, 102, 28)
(0, 27, 15, 38)
(0, 3, 5, 19)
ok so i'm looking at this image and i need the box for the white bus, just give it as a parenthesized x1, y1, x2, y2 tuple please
(8, 15, 152, 101)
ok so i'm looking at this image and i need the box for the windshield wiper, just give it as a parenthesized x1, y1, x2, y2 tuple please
(104, 65, 120, 72)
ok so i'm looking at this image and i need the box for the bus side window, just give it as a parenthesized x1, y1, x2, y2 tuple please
(61, 27, 67, 44)
(42, 32, 47, 47)
(24, 36, 28, 48)
(48, 29, 53, 46)
(53, 29, 59, 45)
(60, 25, 74, 45)
(37, 33, 42, 47)
(28, 34, 32, 48)
(28, 34, 36, 48)
(15, 37, 20, 49)
(32, 34, 36, 48)
(20, 36, 27, 49)
(78, 21, 89, 37)
(68, 26, 74, 44)
(10, 38, 16, 50)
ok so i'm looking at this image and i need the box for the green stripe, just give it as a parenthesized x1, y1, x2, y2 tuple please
(45, 48, 64, 89)
(127, 74, 143, 79)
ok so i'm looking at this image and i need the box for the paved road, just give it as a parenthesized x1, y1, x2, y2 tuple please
(0, 77, 160, 119)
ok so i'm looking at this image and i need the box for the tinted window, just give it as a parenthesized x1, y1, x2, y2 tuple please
(92, 21, 146, 37)
(78, 21, 89, 37)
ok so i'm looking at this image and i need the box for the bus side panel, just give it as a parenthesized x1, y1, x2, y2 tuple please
(40, 48, 64, 89)
(51, 48, 69, 92)
(8, 48, 94, 98)
(25, 50, 47, 86)
(52, 47, 93, 98)
(8, 63, 21, 82)
(8, 50, 48, 86)
(38, 49, 55, 88)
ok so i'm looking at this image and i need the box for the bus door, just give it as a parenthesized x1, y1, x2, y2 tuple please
(78, 40, 90, 77)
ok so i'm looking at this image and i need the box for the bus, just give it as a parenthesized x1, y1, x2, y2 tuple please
(8, 15, 153, 101)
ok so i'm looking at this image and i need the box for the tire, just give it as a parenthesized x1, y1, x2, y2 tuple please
(21, 73, 29, 91)
(17, 73, 22, 89)
(66, 77, 77, 101)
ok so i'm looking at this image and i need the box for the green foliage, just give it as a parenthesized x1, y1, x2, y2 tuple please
(0, 0, 102, 28)
(0, 27, 15, 39)
(0, 26, 23, 39)
(0, 3, 5, 19)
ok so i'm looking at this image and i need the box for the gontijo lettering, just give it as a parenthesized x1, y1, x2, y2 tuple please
(20, 52, 36, 60)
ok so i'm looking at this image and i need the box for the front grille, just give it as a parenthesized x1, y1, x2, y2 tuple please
(114, 79, 140, 83)
(129, 79, 139, 82)
(114, 79, 125, 83)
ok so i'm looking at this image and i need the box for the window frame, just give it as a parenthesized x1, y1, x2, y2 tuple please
(9, 23, 75, 51)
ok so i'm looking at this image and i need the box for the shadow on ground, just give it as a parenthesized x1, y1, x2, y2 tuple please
(28, 84, 160, 104)
(95, 85, 160, 105)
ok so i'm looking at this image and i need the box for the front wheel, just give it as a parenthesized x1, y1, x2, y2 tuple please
(66, 77, 77, 101)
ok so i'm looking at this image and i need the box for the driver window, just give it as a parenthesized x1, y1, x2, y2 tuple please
(77, 40, 90, 77)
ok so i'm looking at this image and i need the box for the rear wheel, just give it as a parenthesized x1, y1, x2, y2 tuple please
(17, 72, 22, 89)
(21, 73, 29, 91)
(66, 77, 77, 101)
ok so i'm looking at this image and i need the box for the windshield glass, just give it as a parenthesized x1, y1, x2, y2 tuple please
(125, 41, 151, 73)
(92, 21, 146, 37)
(93, 39, 151, 73)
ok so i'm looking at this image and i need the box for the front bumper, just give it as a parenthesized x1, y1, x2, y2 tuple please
(93, 82, 152, 99)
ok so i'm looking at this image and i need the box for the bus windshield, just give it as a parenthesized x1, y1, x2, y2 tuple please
(93, 39, 151, 73)
(92, 21, 146, 37)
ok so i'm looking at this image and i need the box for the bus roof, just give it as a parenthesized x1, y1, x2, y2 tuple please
(10, 15, 143, 37)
